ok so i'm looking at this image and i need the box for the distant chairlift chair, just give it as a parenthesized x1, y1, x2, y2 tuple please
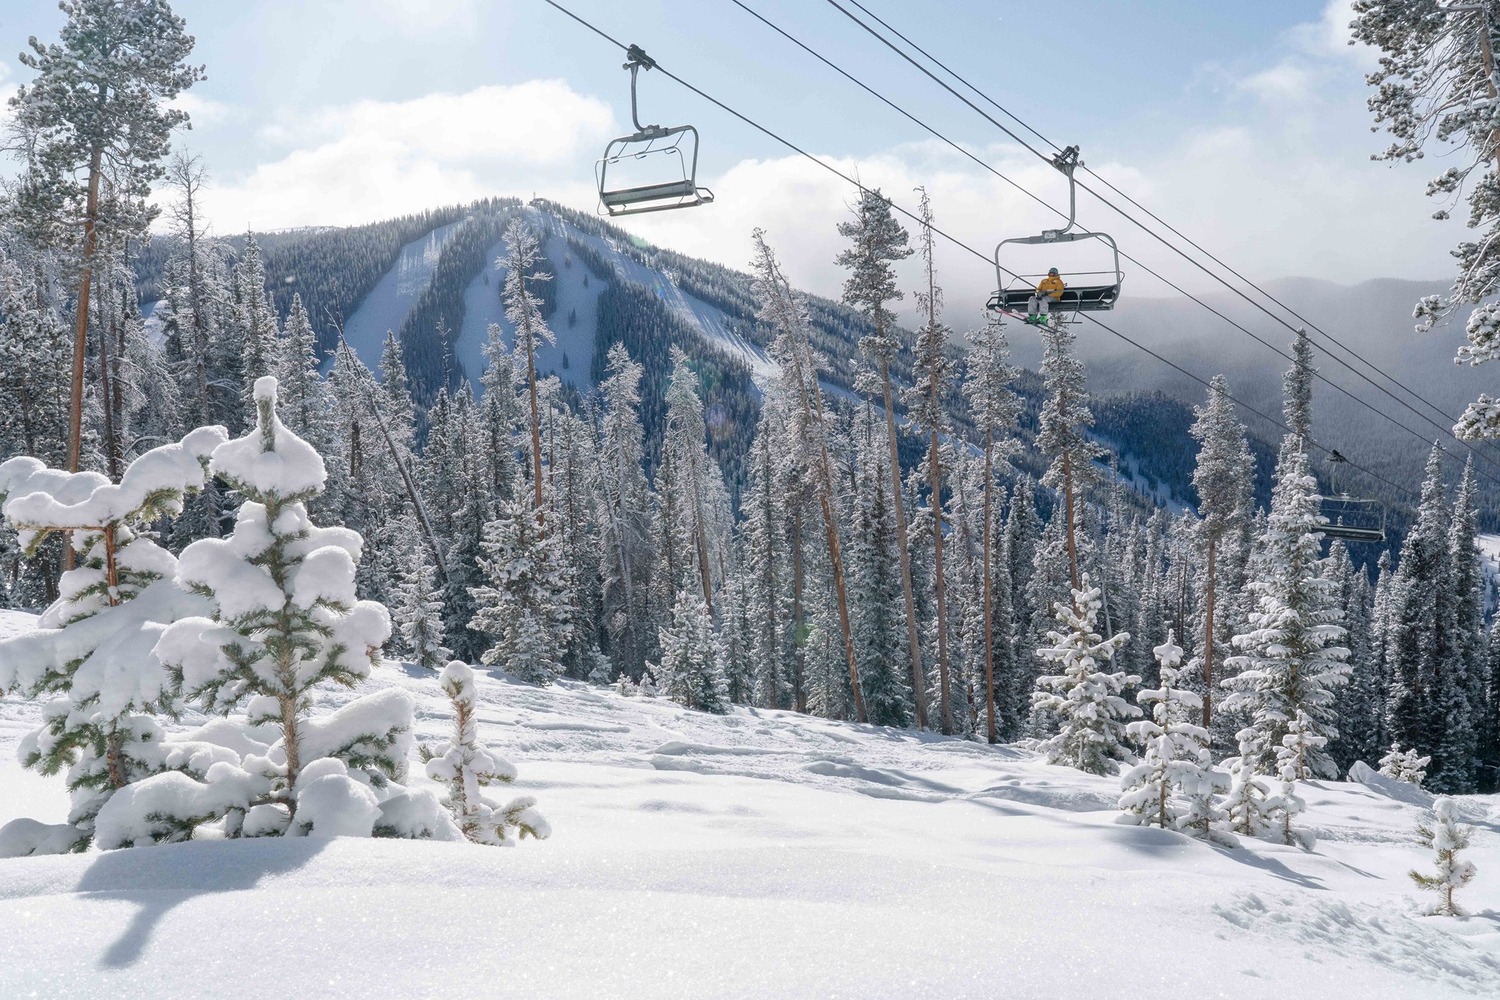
(1319, 450, 1387, 544)
(987, 146, 1123, 322)
(596, 45, 714, 217)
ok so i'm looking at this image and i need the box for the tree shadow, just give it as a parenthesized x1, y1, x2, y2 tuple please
(77, 837, 328, 969)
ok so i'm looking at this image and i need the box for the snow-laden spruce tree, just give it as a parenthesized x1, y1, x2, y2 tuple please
(1032, 576, 1139, 774)
(653, 590, 729, 714)
(1223, 439, 1350, 778)
(1410, 796, 1478, 916)
(1223, 726, 1276, 839)
(393, 539, 450, 672)
(0, 428, 226, 853)
(128, 377, 452, 843)
(422, 661, 550, 846)
(470, 493, 572, 684)
(1380, 743, 1432, 786)
(1119, 633, 1226, 837)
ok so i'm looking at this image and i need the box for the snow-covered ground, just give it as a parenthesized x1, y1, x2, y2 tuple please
(2, 606, 1498, 998)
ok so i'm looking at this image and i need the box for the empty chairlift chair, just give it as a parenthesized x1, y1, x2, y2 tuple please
(987, 146, 1123, 322)
(1319, 450, 1387, 544)
(596, 45, 715, 217)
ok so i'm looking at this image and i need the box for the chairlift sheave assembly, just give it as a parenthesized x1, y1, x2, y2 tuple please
(596, 45, 715, 217)
(986, 146, 1124, 325)
(1318, 450, 1387, 544)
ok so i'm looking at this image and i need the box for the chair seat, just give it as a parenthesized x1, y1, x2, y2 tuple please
(600, 179, 699, 207)
(989, 283, 1120, 313)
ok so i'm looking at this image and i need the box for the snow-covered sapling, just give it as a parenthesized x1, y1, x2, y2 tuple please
(1410, 796, 1477, 916)
(1379, 743, 1431, 787)
(1119, 633, 1226, 837)
(1032, 577, 1140, 775)
(0, 427, 226, 852)
(1223, 726, 1276, 839)
(470, 495, 572, 684)
(1271, 714, 1320, 850)
(421, 661, 549, 846)
(133, 378, 438, 843)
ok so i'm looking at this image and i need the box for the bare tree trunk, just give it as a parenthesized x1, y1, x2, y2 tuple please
(67, 146, 102, 475)
(1062, 449, 1080, 592)
(792, 508, 807, 713)
(880, 360, 929, 729)
(1203, 539, 1216, 729)
(929, 426, 952, 735)
(982, 431, 998, 744)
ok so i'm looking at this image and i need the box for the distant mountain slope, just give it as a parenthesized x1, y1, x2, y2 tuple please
(134, 198, 1483, 542)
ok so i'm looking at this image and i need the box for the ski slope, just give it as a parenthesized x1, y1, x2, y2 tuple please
(339, 219, 467, 375)
(1, 607, 1498, 999)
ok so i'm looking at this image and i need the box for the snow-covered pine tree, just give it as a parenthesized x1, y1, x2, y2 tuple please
(1189, 373, 1254, 731)
(836, 191, 923, 729)
(742, 393, 792, 708)
(146, 377, 424, 840)
(500, 219, 555, 511)
(469, 494, 571, 684)
(653, 590, 729, 714)
(1409, 796, 1478, 916)
(1032, 576, 1139, 774)
(1379, 743, 1432, 786)
(8, 0, 204, 472)
(422, 661, 550, 846)
(393, 537, 451, 672)
(905, 188, 958, 734)
(1270, 710, 1321, 850)
(0, 428, 226, 852)
(1119, 633, 1225, 836)
(232, 234, 280, 395)
(661, 347, 716, 609)
(1436, 458, 1483, 793)
(1037, 321, 1105, 593)
(1385, 445, 1452, 770)
(964, 315, 1021, 742)
(847, 406, 913, 727)
(1222, 439, 1350, 778)
(752, 229, 865, 722)
(596, 342, 656, 680)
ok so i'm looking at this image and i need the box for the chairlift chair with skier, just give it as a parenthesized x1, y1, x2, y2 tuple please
(986, 146, 1123, 324)
(596, 45, 715, 217)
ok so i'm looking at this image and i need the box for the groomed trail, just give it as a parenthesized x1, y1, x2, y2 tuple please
(1, 608, 1498, 999)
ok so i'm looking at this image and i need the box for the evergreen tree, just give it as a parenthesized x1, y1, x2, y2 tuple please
(1379, 743, 1431, 786)
(0, 427, 225, 850)
(393, 538, 451, 672)
(1032, 576, 1139, 774)
(1223, 726, 1275, 839)
(1410, 797, 1478, 916)
(500, 219, 555, 510)
(836, 190, 923, 729)
(652, 590, 729, 714)
(1037, 321, 1105, 592)
(470, 495, 571, 684)
(9, 0, 204, 471)
(963, 315, 1020, 742)
(232, 234, 280, 394)
(1119, 633, 1226, 837)
(596, 343, 656, 679)
(151, 377, 409, 837)
(1189, 374, 1253, 730)
(1223, 441, 1350, 778)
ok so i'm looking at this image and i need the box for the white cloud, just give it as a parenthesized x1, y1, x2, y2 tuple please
(170, 92, 238, 127)
(1237, 62, 1316, 103)
(201, 80, 614, 230)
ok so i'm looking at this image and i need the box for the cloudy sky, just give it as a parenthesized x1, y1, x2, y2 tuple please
(0, 0, 1465, 316)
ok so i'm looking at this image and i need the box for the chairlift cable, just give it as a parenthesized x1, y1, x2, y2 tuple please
(539, 0, 1413, 507)
(822, 0, 1500, 478)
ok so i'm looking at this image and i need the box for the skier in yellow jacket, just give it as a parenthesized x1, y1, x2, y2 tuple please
(1028, 268, 1065, 322)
